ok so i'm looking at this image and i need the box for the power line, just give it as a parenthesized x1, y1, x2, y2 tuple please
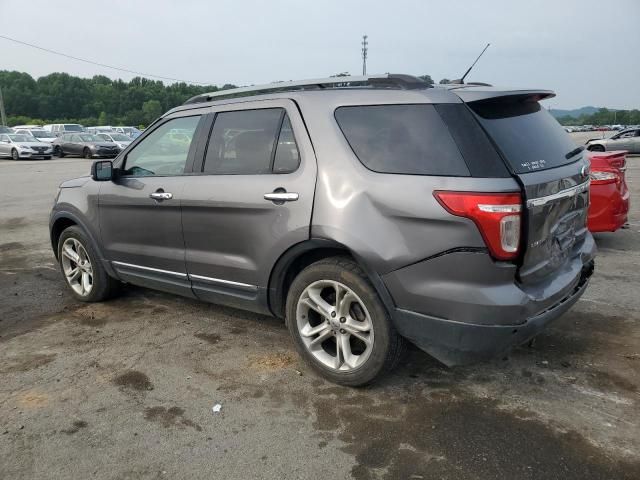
(0, 34, 209, 85)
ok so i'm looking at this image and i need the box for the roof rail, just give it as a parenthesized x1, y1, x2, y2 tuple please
(182, 74, 429, 105)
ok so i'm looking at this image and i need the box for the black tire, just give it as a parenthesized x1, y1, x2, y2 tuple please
(11, 148, 19, 160)
(54, 145, 65, 157)
(285, 256, 405, 386)
(83, 148, 92, 159)
(57, 225, 120, 302)
(44, 156, 52, 160)
(588, 144, 605, 152)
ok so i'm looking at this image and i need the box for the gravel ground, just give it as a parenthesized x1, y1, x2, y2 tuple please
(1, 150, 639, 480)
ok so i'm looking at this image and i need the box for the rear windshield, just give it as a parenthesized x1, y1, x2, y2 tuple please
(469, 98, 579, 174)
(334, 104, 509, 177)
(64, 124, 83, 132)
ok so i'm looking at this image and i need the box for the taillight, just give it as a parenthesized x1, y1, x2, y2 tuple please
(434, 191, 522, 261)
(590, 171, 618, 185)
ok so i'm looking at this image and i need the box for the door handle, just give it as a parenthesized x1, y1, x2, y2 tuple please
(149, 191, 173, 201)
(264, 192, 299, 202)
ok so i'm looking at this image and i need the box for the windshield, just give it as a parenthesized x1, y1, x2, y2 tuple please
(31, 130, 55, 138)
(110, 133, 130, 141)
(64, 124, 84, 132)
(8, 135, 34, 142)
(469, 98, 578, 174)
(79, 134, 100, 142)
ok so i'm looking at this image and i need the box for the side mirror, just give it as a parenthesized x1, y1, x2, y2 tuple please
(91, 160, 113, 181)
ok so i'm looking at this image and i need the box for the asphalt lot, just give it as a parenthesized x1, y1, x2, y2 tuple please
(1, 145, 639, 479)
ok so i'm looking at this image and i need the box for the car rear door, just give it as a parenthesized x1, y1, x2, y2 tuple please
(464, 93, 594, 286)
(99, 113, 206, 296)
(180, 99, 317, 313)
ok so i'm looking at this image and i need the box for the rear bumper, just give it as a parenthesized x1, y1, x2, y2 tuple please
(392, 270, 590, 366)
(383, 238, 596, 366)
(588, 183, 630, 232)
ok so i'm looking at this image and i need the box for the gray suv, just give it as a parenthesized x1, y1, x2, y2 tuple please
(50, 74, 595, 386)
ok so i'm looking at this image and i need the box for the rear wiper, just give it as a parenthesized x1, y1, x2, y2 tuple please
(565, 145, 585, 159)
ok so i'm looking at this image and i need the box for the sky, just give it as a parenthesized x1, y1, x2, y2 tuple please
(0, 0, 638, 110)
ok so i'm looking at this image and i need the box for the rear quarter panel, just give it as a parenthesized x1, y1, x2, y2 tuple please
(294, 92, 522, 275)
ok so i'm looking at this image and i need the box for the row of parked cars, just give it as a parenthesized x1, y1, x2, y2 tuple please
(565, 124, 637, 132)
(0, 124, 141, 160)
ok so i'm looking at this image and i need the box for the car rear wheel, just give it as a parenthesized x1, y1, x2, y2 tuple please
(11, 148, 19, 160)
(57, 226, 120, 302)
(54, 146, 64, 157)
(286, 256, 405, 386)
(589, 144, 605, 152)
(83, 148, 92, 159)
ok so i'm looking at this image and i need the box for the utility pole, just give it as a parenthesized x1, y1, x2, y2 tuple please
(361, 35, 368, 76)
(0, 85, 7, 127)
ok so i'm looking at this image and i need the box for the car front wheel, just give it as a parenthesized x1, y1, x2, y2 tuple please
(57, 226, 120, 302)
(286, 256, 404, 386)
(11, 148, 19, 160)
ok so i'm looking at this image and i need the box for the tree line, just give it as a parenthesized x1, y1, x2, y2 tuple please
(556, 108, 640, 127)
(0, 70, 235, 127)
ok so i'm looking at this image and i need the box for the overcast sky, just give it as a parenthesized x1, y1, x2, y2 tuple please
(1, 0, 638, 109)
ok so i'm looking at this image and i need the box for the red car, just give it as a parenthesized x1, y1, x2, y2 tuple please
(588, 150, 630, 232)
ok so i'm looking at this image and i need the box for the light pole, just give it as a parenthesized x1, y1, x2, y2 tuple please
(0, 85, 7, 127)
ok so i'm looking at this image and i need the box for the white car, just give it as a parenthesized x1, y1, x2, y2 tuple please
(95, 132, 133, 149)
(0, 133, 53, 160)
(14, 129, 58, 144)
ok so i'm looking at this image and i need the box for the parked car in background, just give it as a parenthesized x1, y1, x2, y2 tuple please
(587, 128, 640, 153)
(112, 126, 142, 138)
(52, 133, 120, 158)
(46, 124, 85, 137)
(0, 133, 53, 159)
(95, 132, 133, 149)
(87, 126, 114, 135)
(588, 150, 630, 232)
(49, 74, 595, 386)
(14, 128, 57, 144)
(13, 124, 43, 130)
(0, 126, 14, 134)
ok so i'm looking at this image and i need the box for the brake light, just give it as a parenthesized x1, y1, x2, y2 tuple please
(434, 191, 522, 261)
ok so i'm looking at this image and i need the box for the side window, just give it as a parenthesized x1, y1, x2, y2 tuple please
(273, 115, 300, 173)
(71, 135, 81, 142)
(0, 135, 7, 142)
(203, 108, 283, 175)
(122, 116, 200, 177)
(335, 105, 470, 176)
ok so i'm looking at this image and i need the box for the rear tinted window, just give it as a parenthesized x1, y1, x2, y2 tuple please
(470, 98, 579, 173)
(335, 105, 471, 176)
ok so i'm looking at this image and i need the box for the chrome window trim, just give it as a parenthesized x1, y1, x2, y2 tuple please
(112, 261, 188, 279)
(526, 180, 590, 208)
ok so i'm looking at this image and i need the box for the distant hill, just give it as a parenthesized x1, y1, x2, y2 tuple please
(549, 106, 614, 119)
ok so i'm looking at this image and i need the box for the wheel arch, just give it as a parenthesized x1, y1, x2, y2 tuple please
(49, 211, 117, 278)
(267, 238, 396, 319)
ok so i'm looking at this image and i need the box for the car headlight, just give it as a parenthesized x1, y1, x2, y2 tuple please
(19, 145, 32, 149)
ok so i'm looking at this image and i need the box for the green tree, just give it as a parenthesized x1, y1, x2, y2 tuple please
(418, 75, 434, 85)
(439, 78, 451, 84)
(98, 111, 108, 125)
(142, 100, 162, 124)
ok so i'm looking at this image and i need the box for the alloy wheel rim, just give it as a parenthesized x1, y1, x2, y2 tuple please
(296, 280, 374, 372)
(61, 238, 93, 296)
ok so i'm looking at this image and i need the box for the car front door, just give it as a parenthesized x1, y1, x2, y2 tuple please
(99, 113, 205, 296)
(0, 135, 9, 156)
(180, 100, 317, 313)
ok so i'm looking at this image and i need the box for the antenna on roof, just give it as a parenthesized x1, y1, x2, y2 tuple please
(453, 43, 490, 84)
